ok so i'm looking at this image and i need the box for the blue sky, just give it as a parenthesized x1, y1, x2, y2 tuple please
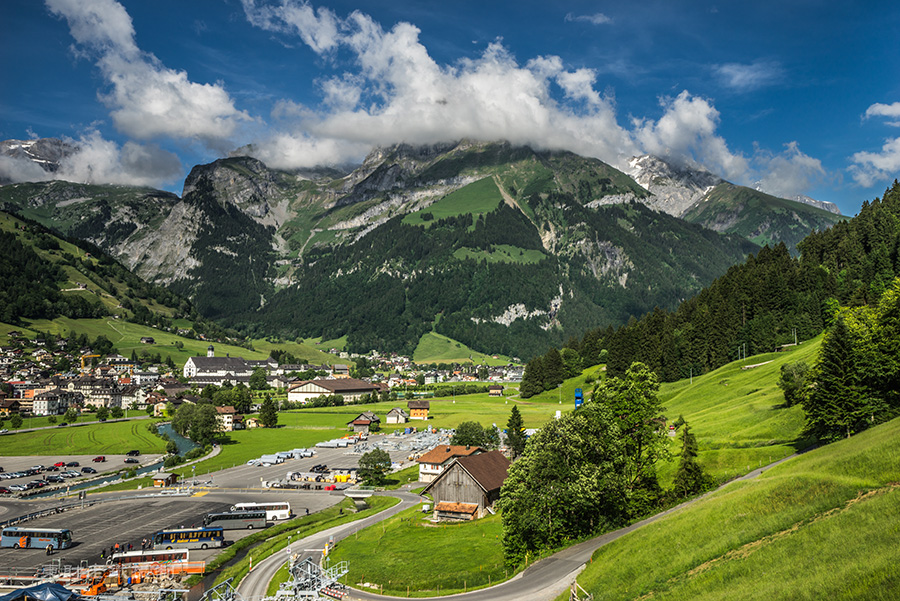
(2, 0, 899, 215)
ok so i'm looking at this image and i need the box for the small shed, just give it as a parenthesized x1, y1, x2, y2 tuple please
(386, 407, 409, 424)
(152, 472, 178, 488)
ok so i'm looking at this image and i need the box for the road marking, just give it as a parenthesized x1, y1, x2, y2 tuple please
(191, 491, 208, 497)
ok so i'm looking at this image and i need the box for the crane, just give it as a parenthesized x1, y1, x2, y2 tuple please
(81, 354, 100, 371)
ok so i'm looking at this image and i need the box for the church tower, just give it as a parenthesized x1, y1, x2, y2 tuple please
(207, 344, 215, 358)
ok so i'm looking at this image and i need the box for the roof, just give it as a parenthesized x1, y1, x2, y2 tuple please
(417, 444, 483, 466)
(291, 378, 379, 393)
(434, 502, 478, 515)
(408, 399, 430, 410)
(455, 451, 510, 494)
(0, 583, 79, 601)
(216, 406, 236, 414)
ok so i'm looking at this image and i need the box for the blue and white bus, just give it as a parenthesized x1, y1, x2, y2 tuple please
(0, 527, 73, 550)
(152, 527, 224, 550)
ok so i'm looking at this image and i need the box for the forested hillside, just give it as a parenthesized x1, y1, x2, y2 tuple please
(574, 181, 900, 382)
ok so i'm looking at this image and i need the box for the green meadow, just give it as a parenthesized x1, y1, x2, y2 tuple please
(0, 419, 165, 456)
(412, 331, 513, 365)
(329, 506, 506, 596)
(568, 415, 900, 601)
(403, 177, 503, 227)
(452, 244, 546, 264)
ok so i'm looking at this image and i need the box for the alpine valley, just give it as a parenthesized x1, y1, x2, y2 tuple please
(0, 139, 843, 359)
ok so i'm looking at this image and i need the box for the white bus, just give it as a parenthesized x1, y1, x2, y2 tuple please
(109, 548, 190, 565)
(230, 501, 291, 520)
(203, 510, 267, 530)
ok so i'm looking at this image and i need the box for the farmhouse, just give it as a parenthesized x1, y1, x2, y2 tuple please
(416, 444, 484, 483)
(488, 385, 503, 397)
(347, 411, 380, 433)
(422, 450, 510, 521)
(287, 378, 380, 404)
(407, 399, 430, 420)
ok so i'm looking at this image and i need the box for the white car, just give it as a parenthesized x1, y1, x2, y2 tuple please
(0, 429, 8, 434)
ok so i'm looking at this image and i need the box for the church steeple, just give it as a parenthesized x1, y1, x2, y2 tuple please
(207, 344, 215, 358)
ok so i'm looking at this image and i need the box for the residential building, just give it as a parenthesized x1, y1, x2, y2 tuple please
(287, 378, 380, 404)
(416, 444, 484, 483)
(385, 407, 409, 424)
(408, 399, 430, 420)
(422, 451, 510, 521)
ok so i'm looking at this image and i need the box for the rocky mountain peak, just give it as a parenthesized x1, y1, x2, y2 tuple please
(0, 137, 78, 175)
(626, 155, 724, 217)
(181, 156, 279, 221)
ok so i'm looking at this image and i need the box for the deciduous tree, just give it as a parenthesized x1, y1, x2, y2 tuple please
(358, 448, 392, 485)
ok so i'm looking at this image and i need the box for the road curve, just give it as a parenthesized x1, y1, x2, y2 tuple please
(240, 452, 801, 601)
(237, 492, 421, 598)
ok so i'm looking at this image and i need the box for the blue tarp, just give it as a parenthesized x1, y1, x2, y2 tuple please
(0, 583, 79, 601)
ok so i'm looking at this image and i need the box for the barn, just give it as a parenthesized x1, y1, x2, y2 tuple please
(421, 450, 510, 521)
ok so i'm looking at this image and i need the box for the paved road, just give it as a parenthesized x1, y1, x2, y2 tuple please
(238, 492, 421, 599)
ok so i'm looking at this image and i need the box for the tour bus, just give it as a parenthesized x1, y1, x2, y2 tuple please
(152, 527, 224, 550)
(229, 501, 291, 520)
(109, 548, 190, 565)
(203, 510, 267, 530)
(0, 527, 73, 550)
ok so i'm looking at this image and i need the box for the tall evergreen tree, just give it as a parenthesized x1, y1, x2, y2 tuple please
(671, 421, 711, 498)
(542, 347, 566, 391)
(506, 405, 526, 460)
(802, 315, 875, 441)
(259, 395, 278, 428)
(520, 357, 544, 399)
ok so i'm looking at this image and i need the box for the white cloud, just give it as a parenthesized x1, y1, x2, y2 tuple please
(47, 0, 250, 145)
(864, 101, 900, 127)
(564, 12, 613, 25)
(755, 142, 826, 198)
(634, 91, 749, 181)
(850, 137, 900, 187)
(0, 131, 182, 188)
(714, 60, 783, 92)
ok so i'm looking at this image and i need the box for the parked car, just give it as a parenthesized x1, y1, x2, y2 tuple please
(45, 475, 64, 483)
(44, 465, 59, 472)
(66, 461, 79, 467)
(81, 467, 97, 474)
(92, 456, 106, 463)
(30, 465, 45, 471)
(0, 487, 10, 494)
(124, 457, 139, 464)
(57, 422, 68, 427)
(8, 484, 27, 492)
(53, 461, 66, 468)
(0, 429, 8, 434)
(28, 480, 46, 488)
(126, 450, 141, 457)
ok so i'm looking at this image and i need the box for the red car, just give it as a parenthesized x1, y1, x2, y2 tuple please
(54, 462, 66, 468)
(92, 456, 106, 463)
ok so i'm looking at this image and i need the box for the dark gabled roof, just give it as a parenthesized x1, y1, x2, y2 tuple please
(455, 451, 510, 494)
(407, 399, 430, 410)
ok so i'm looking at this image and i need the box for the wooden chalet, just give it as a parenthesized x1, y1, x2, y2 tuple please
(422, 450, 510, 521)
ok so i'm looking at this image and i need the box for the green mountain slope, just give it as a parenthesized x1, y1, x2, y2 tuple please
(683, 182, 845, 252)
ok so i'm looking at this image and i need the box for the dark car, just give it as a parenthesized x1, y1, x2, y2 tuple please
(57, 422, 68, 427)
(66, 461, 79, 467)
(124, 457, 139, 464)
(81, 467, 97, 474)
(45, 475, 64, 483)
(125, 450, 141, 457)
(45, 465, 59, 472)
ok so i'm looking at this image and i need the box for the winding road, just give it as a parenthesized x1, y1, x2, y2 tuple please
(237, 451, 802, 601)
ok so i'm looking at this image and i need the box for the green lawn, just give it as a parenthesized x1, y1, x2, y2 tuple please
(569, 415, 900, 601)
(0, 419, 166, 455)
(330, 506, 506, 596)
(452, 244, 546, 264)
(403, 178, 503, 227)
(412, 332, 513, 365)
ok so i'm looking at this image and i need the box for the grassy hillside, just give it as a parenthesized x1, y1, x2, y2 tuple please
(0, 419, 166, 455)
(655, 336, 820, 485)
(412, 331, 513, 365)
(403, 177, 503, 227)
(570, 415, 900, 601)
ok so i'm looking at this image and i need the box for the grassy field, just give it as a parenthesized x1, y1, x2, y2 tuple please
(0, 419, 166, 455)
(654, 336, 821, 486)
(568, 415, 900, 601)
(330, 505, 506, 596)
(452, 244, 546, 264)
(403, 178, 503, 227)
(412, 332, 513, 365)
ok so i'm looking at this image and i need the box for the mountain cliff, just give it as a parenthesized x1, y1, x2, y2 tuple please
(1, 139, 837, 357)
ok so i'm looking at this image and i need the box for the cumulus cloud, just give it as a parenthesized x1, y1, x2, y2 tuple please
(46, 0, 250, 145)
(564, 12, 613, 25)
(754, 142, 826, 198)
(633, 91, 749, 181)
(0, 131, 181, 188)
(864, 101, 900, 125)
(850, 137, 900, 187)
(714, 60, 783, 92)
(850, 101, 900, 186)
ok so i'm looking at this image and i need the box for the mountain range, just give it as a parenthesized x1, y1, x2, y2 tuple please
(0, 138, 844, 358)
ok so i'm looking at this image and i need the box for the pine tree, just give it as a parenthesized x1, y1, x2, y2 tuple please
(259, 395, 279, 428)
(506, 405, 526, 459)
(542, 347, 566, 391)
(520, 357, 544, 399)
(671, 422, 710, 498)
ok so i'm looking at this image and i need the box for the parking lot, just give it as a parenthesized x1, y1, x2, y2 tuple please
(0, 454, 164, 495)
